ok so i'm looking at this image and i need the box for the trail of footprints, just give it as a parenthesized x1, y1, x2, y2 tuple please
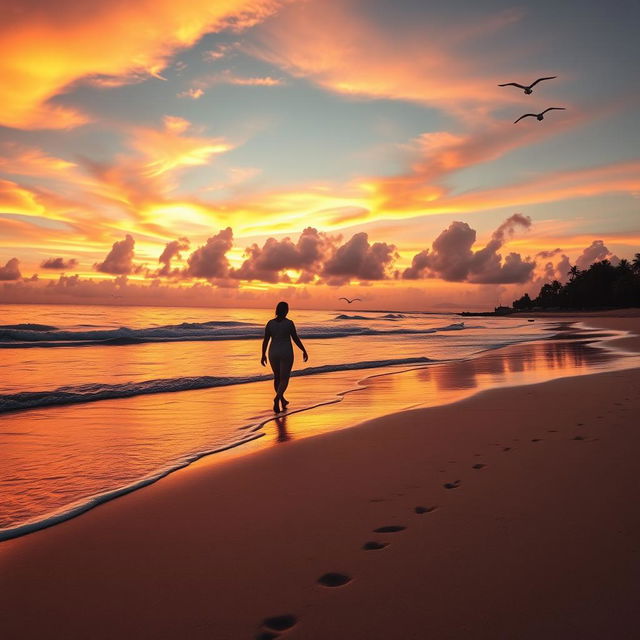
(254, 400, 628, 638)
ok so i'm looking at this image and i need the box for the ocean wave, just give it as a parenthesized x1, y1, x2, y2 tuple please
(0, 356, 435, 413)
(0, 323, 58, 331)
(0, 319, 258, 344)
(0, 321, 467, 348)
(334, 313, 406, 320)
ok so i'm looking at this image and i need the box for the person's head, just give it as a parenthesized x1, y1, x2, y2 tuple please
(275, 301, 289, 319)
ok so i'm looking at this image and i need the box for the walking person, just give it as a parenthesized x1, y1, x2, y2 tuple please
(261, 301, 308, 413)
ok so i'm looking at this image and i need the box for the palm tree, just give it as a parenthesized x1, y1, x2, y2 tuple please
(632, 253, 640, 274)
(617, 258, 631, 272)
(567, 265, 580, 281)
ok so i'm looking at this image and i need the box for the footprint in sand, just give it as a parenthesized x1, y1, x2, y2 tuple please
(573, 436, 585, 441)
(531, 438, 542, 443)
(362, 541, 389, 551)
(257, 614, 297, 638)
(443, 480, 461, 489)
(373, 525, 406, 533)
(472, 463, 486, 470)
(503, 447, 512, 452)
(415, 506, 437, 514)
(318, 573, 352, 587)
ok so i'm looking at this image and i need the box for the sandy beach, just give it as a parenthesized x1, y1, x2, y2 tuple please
(2, 315, 639, 640)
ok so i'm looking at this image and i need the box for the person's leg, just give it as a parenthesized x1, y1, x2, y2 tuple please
(269, 355, 281, 412)
(276, 356, 293, 401)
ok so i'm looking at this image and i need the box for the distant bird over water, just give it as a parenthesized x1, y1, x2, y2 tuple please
(513, 107, 566, 124)
(339, 297, 362, 304)
(499, 76, 557, 94)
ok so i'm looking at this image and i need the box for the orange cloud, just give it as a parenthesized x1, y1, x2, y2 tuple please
(194, 154, 639, 239)
(130, 116, 233, 177)
(0, 143, 76, 177)
(182, 70, 285, 98)
(205, 71, 284, 86)
(247, 1, 526, 116)
(177, 88, 205, 100)
(366, 107, 593, 212)
(0, 0, 288, 129)
(441, 160, 640, 214)
(203, 44, 237, 62)
(67, 116, 237, 238)
(0, 179, 47, 217)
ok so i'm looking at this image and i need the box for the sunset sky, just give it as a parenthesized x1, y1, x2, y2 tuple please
(1, 0, 638, 310)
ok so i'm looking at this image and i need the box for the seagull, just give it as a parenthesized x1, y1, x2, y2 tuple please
(498, 76, 557, 94)
(338, 297, 362, 304)
(513, 107, 566, 124)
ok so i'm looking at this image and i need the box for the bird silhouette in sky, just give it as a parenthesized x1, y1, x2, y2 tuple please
(339, 297, 362, 303)
(513, 107, 566, 124)
(498, 76, 557, 94)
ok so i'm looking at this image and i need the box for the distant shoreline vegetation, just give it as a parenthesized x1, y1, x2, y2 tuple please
(512, 253, 640, 312)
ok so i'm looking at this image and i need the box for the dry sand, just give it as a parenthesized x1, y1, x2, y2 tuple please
(1, 316, 639, 640)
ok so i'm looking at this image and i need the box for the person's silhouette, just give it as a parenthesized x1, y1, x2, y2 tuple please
(261, 301, 308, 413)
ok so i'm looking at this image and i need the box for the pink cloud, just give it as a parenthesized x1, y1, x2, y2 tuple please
(575, 240, 619, 270)
(322, 232, 398, 285)
(95, 234, 140, 275)
(231, 226, 338, 283)
(403, 214, 535, 284)
(0, 257, 21, 281)
(41, 257, 79, 270)
(187, 227, 234, 279)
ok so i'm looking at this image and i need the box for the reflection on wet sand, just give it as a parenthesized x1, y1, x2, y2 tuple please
(423, 339, 613, 393)
(274, 414, 291, 443)
(264, 337, 638, 445)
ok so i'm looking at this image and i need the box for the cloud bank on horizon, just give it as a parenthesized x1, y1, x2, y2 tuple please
(0, 0, 638, 309)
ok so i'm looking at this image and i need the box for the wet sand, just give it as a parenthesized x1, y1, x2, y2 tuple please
(1, 315, 639, 639)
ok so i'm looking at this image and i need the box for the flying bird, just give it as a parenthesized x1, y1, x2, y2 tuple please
(339, 297, 362, 304)
(498, 76, 557, 94)
(513, 107, 566, 124)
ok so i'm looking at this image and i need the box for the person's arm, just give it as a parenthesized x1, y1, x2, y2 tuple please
(261, 323, 271, 366)
(290, 321, 308, 362)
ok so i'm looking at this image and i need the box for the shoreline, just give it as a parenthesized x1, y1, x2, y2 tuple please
(1, 316, 640, 639)
(0, 319, 633, 543)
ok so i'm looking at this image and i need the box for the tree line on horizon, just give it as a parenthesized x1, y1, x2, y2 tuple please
(512, 253, 640, 310)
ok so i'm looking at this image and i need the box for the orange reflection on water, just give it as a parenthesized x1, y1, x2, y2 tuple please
(259, 338, 639, 444)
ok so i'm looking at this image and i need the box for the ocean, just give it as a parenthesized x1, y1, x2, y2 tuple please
(1, 303, 637, 541)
